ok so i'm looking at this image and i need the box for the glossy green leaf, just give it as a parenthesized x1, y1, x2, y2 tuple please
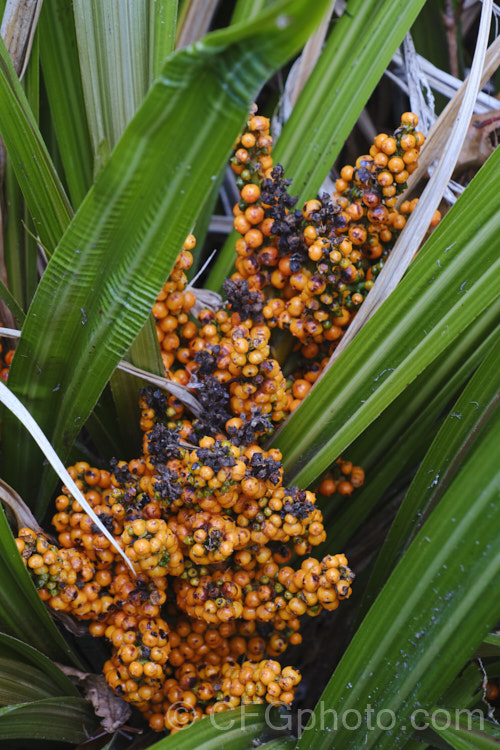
(148, 705, 281, 750)
(149, 0, 178, 79)
(3, 0, 331, 511)
(73, 0, 168, 453)
(0, 697, 97, 742)
(0, 658, 68, 704)
(296, 392, 500, 750)
(363, 326, 500, 611)
(482, 634, 500, 650)
(432, 713, 500, 749)
(0, 634, 78, 697)
(320, 301, 500, 551)
(109, 315, 165, 456)
(438, 662, 484, 711)
(0, 504, 80, 665)
(273, 0, 426, 202)
(0, 33, 72, 254)
(273, 145, 500, 488)
(231, 0, 270, 24)
(39, 0, 93, 207)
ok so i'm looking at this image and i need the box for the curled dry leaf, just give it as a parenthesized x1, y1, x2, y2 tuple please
(190, 286, 223, 316)
(455, 111, 500, 173)
(57, 666, 132, 733)
(117, 360, 204, 417)
(49, 609, 90, 637)
(0, 477, 50, 536)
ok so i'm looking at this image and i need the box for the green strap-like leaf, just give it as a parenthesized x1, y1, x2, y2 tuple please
(149, 0, 178, 79)
(72, 0, 171, 451)
(295, 395, 500, 750)
(482, 634, 500, 651)
(320, 301, 499, 551)
(274, 145, 500, 488)
(438, 662, 484, 711)
(273, 0, 426, 202)
(0, 657, 70, 705)
(0, 697, 97, 742)
(0, 634, 78, 697)
(147, 705, 277, 750)
(2, 0, 331, 512)
(431, 713, 500, 749)
(364, 327, 500, 609)
(0, 32, 72, 253)
(39, 0, 93, 207)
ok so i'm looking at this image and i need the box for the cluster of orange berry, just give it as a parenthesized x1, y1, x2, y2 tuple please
(229, 107, 440, 408)
(16, 363, 358, 732)
(15, 108, 447, 736)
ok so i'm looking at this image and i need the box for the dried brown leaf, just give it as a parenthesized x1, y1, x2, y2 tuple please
(455, 111, 500, 172)
(57, 666, 132, 733)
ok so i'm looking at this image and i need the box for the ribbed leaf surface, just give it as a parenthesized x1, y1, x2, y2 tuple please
(0, 697, 97, 742)
(364, 327, 500, 609)
(148, 705, 279, 750)
(296, 393, 500, 750)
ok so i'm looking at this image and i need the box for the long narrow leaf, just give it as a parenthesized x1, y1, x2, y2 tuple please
(0, 634, 79, 696)
(363, 326, 500, 611)
(148, 705, 276, 750)
(0, 274, 24, 325)
(39, 0, 93, 206)
(0, 32, 72, 253)
(321, 300, 500, 551)
(73, 0, 153, 163)
(0, 697, 97, 742)
(0, 380, 135, 571)
(296, 395, 500, 750)
(149, 0, 178, 79)
(273, 145, 500, 487)
(273, 0, 427, 202)
(0, 658, 69, 704)
(2, 0, 331, 511)
(330, 0, 492, 360)
(73, 1, 169, 450)
(432, 714, 500, 749)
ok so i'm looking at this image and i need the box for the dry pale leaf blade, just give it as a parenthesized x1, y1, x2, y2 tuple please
(405, 34, 500, 193)
(175, 0, 220, 49)
(116, 360, 204, 416)
(0, 0, 42, 77)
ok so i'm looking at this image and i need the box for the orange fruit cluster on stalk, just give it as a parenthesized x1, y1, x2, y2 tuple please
(13, 106, 442, 735)
(229, 107, 440, 411)
(16, 394, 356, 731)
